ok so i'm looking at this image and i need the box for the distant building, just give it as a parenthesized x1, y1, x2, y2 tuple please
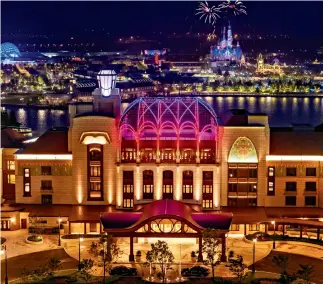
(256, 53, 283, 75)
(210, 23, 243, 67)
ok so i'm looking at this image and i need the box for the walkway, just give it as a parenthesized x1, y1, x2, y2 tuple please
(1, 229, 59, 258)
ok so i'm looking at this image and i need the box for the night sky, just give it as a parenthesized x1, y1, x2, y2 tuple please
(1, 1, 323, 40)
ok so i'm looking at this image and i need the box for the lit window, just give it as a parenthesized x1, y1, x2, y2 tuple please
(24, 168, 30, 177)
(7, 161, 15, 171)
(268, 182, 274, 191)
(268, 167, 274, 176)
(249, 224, 260, 231)
(230, 224, 240, 231)
(123, 199, 133, 208)
(202, 199, 213, 208)
(24, 183, 30, 192)
(8, 174, 15, 184)
(41, 166, 52, 176)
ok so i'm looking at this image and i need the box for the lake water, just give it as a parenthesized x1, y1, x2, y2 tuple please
(3, 95, 323, 137)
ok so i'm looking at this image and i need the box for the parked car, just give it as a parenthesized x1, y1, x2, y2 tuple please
(109, 266, 138, 276)
(181, 266, 210, 277)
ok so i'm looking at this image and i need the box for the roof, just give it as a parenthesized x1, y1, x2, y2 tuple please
(18, 127, 69, 154)
(101, 200, 232, 232)
(270, 132, 323, 155)
(1, 127, 27, 148)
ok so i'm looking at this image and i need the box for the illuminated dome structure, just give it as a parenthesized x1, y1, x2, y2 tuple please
(1, 42, 21, 58)
(210, 23, 243, 63)
(120, 97, 219, 163)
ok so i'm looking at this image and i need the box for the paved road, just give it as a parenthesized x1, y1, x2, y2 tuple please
(252, 251, 323, 284)
(0, 248, 78, 283)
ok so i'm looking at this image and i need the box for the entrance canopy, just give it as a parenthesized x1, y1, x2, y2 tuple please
(100, 200, 232, 235)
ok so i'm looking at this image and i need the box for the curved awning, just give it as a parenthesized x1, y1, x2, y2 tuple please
(100, 200, 232, 233)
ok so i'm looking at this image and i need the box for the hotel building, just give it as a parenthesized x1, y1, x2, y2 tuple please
(1, 70, 323, 260)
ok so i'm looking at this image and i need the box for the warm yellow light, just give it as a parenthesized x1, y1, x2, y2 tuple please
(58, 218, 62, 223)
(266, 155, 323, 161)
(82, 136, 108, 145)
(80, 237, 84, 242)
(271, 220, 275, 225)
(253, 238, 257, 243)
(10, 217, 16, 223)
(0, 249, 4, 255)
(16, 154, 72, 160)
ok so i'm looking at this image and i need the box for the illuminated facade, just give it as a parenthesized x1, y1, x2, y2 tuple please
(210, 23, 243, 63)
(256, 53, 283, 75)
(1, 71, 323, 244)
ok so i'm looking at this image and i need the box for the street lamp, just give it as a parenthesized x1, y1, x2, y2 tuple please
(252, 239, 257, 274)
(177, 243, 182, 282)
(78, 234, 83, 271)
(58, 215, 62, 246)
(1, 245, 8, 284)
(271, 220, 276, 249)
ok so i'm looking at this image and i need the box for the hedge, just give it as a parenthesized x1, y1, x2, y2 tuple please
(246, 231, 323, 246)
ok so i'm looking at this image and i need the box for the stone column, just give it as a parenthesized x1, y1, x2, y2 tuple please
(221, 235, 227, 262)
(129, 236, 134, 262)
(198, 236, 203, 262)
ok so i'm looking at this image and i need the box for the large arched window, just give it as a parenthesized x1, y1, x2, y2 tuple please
(182, 170, 193, 199)
(227, 137, 258, 207)
(143, 170, 154, 199)
(163, 170, 173, 200)
(88, 145, 103, 200)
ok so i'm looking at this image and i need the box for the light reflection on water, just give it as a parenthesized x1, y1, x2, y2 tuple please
(3, 95, 323, 136)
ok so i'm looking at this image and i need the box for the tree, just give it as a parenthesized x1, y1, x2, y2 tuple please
(78, 259, 94, 283)
(89, 235, 122, 282)
(146, 240, 174, 283)
(272, 254, 290, 284)
(296, 264, 315, 284)
(202, 228, 221, 278)
(1, 110, 9, 126)
(47, 257, 62, 278)
(226, 253, 247, 284)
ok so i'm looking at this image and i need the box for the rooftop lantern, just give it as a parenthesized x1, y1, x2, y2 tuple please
(97, 70, 116, 97)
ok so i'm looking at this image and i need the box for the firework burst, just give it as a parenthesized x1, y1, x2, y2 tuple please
(195, 1, 221, 25)
(218, 0, 247, 16)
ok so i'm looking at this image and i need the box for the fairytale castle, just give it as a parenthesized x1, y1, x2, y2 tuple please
(210, 23, 244, 64)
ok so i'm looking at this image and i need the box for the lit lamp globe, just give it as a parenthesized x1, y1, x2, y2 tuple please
(97, 70, 116, 97)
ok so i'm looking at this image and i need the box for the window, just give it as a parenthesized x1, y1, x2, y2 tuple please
(267, 167, 275, 196)
(41, 166, 52, 176)
(228, 168, 237, 178)
(228, 198, 237, 207)
(90, 223, 97, 233)
(182, 171, 193, 199)
(202, 199, 213, 209)
(123, 199, 133, 208)
(285, 196, 296, 206)
(143, 170, 154, 199)
(8, 174, 15, 184)
(163, 171, 173, 199)
(228, 183, 237, 192)
(121, 148, 136, 162)
(24, 168, 30, 178)
(249, 184, 257, 192)
(248, 168, 257, 178)
(249, 224, 260, 231)
(286, 182, 297, 191)
(306, 168, 316, 177)
(305, 196, 316, 206)
(202, 171, 213, 194)
(88, 146, 103, 200)
(42, 195, 52, 204)
(286, 167, 297, 176)
(23, 168, 31, 197)
(7, 160, 15, 170)
(268, 167, 275, 177)
(230, 224, 240, 231)
(41, 180, 52, 190)
(248, 198, 257, 207)
(305, 182, 316, 191)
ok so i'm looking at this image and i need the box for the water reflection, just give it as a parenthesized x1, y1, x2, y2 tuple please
(3, 95, 323, 136)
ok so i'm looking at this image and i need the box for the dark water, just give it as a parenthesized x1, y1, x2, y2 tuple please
(3, 95, 323, 137)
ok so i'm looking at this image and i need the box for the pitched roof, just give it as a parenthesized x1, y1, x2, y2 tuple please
(270, 132, 323, 155)
(18, 127, 69, 154)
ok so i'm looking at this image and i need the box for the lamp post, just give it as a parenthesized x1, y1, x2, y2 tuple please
(271, 220, 276, 249)
(252, 239, 257, 274)
(1, 245, 8, 284)
(58, 215, 62, 246)
(103, 239, 107, 284)
(178, 243, 182, 281)
(78, 234, 83, 271)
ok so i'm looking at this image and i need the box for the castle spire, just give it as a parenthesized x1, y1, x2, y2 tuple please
(227, 22, 233, 47)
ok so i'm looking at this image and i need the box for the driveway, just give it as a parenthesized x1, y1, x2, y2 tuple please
(1, 248, 78, 283)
